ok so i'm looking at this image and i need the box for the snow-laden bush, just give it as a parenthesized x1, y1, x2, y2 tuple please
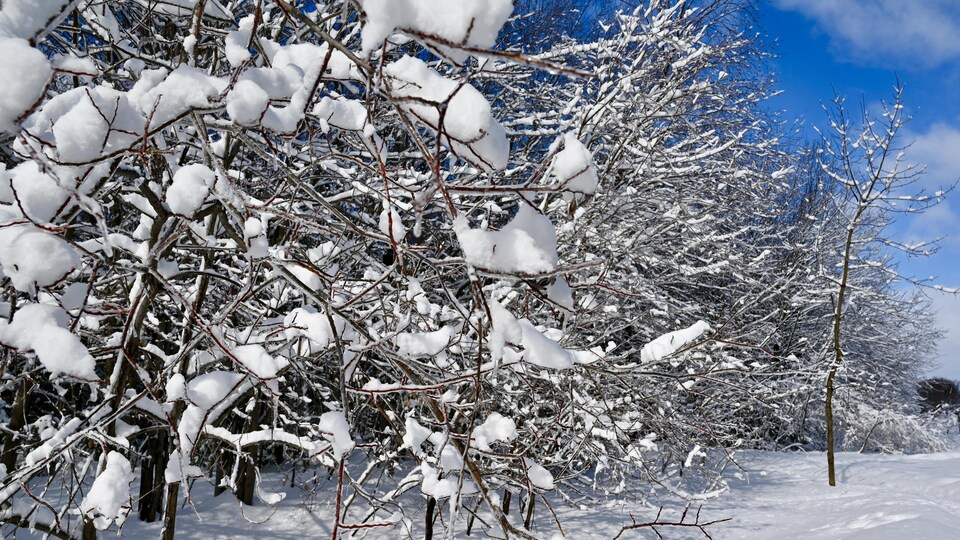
(0, 0, 627, 537)
(839, 402, 950, 455)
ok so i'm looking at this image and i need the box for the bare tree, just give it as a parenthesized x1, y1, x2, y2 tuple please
(816, 85, 945, 485)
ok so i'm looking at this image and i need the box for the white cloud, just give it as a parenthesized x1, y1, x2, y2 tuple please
(894, 123, 960, 381)
(902, 203, 959, 251)
(897, 123, 960, 246)
(928, 292, 960, 381)
(774, 0, 960, 67)
(907, 123, 960, 188)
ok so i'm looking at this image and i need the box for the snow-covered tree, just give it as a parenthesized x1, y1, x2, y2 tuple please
(811, 86, 946, 483)
(0, 0, 947, 538)
(0, 0, 625, 537)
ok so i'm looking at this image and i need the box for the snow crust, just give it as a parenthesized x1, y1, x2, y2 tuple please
(76, 449, 960, 539)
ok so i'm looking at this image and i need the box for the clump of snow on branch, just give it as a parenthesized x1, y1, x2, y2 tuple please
(384, 56, 509, 171)
(379, 203, 406, 241)
(233, 344, 287, 379)
(518, 320, 575, 369)
(80, 452, 135, 530)
(0, 38, 50, 132)
(471, 412, 518, 452)
(166, 371, 248, 483)
(0, 225, 80, 293)
(0, 303, 96, 379)
(357, 0, 514, 58)
(166, 164, 215, 216)
(318, 411, 354, 460)
(526, 460, 555, 491)
(640, 320, 711, 362)
(488, 299, 523, 363)
(0, 0, 73, 40)
(282, 307, 346, 350)
(455, 204, 559, 273)
(551, 133, 599, 195)
(395, 325, 459, 359)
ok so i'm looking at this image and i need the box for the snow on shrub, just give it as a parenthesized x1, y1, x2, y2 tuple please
(81, 452, 135, 530)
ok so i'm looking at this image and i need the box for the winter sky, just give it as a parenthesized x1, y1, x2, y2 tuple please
(759, 0, 960, 379)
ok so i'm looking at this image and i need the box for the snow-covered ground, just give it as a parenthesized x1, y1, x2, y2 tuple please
(715, 450, 960, 539)
(553, 450, 960, 539)
(90, 448, 960, 539)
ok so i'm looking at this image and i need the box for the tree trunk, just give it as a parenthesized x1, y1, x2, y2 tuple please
(138, 436, 158, 522)
(827, 224, 856, 487)
(825, 365, 837, 486)
(214, 454, 227, 497)
(160, 400, 186, 540)
(237, 399, 262, 506)
(465, 496, 483, 536)
(1, 378, 31, 473)
(424, 496, 437, 540)
(524, 492, 535, 530)
(160, 480, 180, 540)
(81, 518, 97, 540)
(160, 210, 217, 539)
(139, 433, 169, 522)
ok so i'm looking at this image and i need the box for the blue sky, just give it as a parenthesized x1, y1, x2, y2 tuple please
(759, 0, 960, 379)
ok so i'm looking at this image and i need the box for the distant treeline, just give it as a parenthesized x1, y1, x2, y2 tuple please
(919, 378, 960, 410)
